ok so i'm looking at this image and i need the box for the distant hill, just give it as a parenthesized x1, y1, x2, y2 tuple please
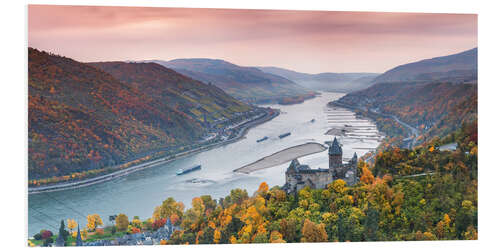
(28, 48, 251, 180)
(143, 59, 316, 104)
(373, 48, 477, 84)
(335, 48, 478, 146)
(258, 66, 379, 93)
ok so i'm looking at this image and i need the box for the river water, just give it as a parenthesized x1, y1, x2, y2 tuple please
(28, 92, 382, 236)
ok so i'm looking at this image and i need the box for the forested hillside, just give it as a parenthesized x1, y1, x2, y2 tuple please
(372, 48, 477, 84)
(334, 48, 477, 148)
(28, 48, 251, 181)
(140, 123, 477, 244)
(88, 62, 251, 125)
(337, 81, 477, 146)
(145, 59, 316, 104)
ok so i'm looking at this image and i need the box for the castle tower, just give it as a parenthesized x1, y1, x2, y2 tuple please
(351, 152, 358, 164)
(329, 137, 343, 176)
(76, 225, 83, 246)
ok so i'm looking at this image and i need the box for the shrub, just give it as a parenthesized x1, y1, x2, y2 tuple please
(41, 230, 53, 239)
(43, 237, 53, 246)
(152, 218, 167, 230)
(96, 228, 104, 236)
(131, 227, 141, 234)
(33, 233, 42, 240)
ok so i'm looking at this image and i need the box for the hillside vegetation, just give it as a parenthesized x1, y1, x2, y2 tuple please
(372, 48, 477, 84)
(334, 48, 477, 148)
(28, 48, 251, 181)
(145, 59, 316, 104)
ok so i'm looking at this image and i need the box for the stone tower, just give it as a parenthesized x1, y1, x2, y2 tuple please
(329, 137, 343, 176)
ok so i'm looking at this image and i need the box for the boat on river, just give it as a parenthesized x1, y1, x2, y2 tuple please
(279, 132, 291, 139)
(176, 165, 201, 175)
(257, 136, 269, 143)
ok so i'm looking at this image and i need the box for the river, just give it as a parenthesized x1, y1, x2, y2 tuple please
(28, 92, 382, 236)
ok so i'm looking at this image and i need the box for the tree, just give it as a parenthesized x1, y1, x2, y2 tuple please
(279, 218, 297, 242)
(67, 219, 77, 233)
(198, 227, 215, 244)
(364, 207, 379, 241)
(257, 182, 269, 196)
(115, 213, 129, 232)
(360, 166, 375, 185)
(301, 219, 328, 242)
(58, 220, 69, 242)
(269, 231, 286, 243)
(157, 197, 184, 221)
(86, 214, 103, 231)
(228, 188, 249, 205)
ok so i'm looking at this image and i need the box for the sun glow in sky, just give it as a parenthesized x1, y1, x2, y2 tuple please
(28, 5, 477, 73)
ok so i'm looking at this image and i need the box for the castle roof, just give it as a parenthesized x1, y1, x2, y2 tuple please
(287, 159, 311, 173)
(329, 137, 342, 155)
(76, 225, 83, 246)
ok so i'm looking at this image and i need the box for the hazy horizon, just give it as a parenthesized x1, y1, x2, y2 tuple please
(28, 5, 477, 74)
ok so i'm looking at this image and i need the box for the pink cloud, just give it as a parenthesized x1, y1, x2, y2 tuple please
(28, 5, 477, 73)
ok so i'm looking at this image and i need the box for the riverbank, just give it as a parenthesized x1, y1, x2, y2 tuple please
(28, 108, 280, 194)
(233, 142, 327, 174)
(330, 101, 419, 149)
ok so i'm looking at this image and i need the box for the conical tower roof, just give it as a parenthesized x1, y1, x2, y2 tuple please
(76, 225, 83, 246)
(286, 159, 300, 173)
(329, 137, 342, 155)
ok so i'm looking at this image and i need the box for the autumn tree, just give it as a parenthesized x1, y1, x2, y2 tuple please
(301, 219, 328, 242)
(279, 218, 297, 242)
(67, 219, 77, 233)
(360, 166, 375, 185)
(86, 214, 103, 231)
(115, 213, 129, 232)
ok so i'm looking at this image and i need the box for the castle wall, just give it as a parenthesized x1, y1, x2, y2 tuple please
(284, 137, 359, 194)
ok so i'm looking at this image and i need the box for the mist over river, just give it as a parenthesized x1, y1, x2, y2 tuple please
(28, 92, 382, 236)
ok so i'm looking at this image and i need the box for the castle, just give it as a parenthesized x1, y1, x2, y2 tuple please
(283, 137, 358, 194)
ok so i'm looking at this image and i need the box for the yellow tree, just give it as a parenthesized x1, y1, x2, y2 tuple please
(269, 231, 286, 243)
(67, 219, 77, 233)
(86, 214, 103, 231)
(158, 197, 185, 222)
(213, 229, 221, 244)
(257, 182, 269, 197)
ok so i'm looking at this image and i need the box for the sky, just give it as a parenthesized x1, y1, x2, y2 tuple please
(28, 5, 477, 74)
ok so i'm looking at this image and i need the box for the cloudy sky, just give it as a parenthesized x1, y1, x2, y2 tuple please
(28, 5, 477, 73)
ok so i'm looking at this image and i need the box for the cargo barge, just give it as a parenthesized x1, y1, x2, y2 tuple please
(257, 136, 269, 143)
(279, 132, 291, 139)
(176, 165, 201, 175)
